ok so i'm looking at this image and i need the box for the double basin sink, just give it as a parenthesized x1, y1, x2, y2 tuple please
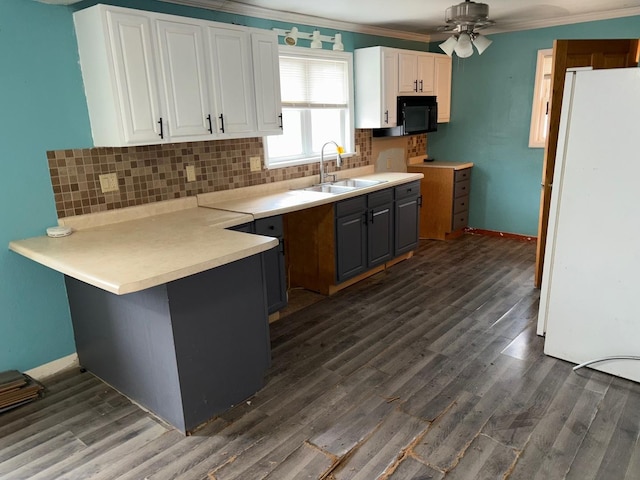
(300, 178, 386, 195)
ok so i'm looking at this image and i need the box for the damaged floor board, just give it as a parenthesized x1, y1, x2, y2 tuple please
(2, 235, 640, 479)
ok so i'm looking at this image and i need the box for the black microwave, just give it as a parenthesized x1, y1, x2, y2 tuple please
(372, 95, 438, 137)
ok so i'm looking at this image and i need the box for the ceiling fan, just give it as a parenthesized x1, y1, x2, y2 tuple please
(438, 0, 495, 58)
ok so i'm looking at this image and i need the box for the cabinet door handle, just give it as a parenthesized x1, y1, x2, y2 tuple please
(414, 80, 418, 92)
(371, 208, 389, 224)
(206, 114, 213, 134)
(278, 113, 283, 129)
(418, 195, 423, 207)
(158, 117, 164, 139)
(384, 110, 389, 124)
(219, 113, 225, 133)
(419, 79, 424, 92)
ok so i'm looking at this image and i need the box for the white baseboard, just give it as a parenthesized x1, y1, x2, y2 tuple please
(25, 353, 79, 380)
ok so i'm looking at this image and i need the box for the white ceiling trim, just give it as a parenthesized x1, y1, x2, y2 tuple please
(482, 6, 640, 37)
(158, 0, 431, 42)
(159, 0, 640, 42)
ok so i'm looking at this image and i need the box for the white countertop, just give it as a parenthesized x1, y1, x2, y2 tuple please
(9, 208, 276, 295)
(9, 171, 423, 295)
(198, 172, 423, 218)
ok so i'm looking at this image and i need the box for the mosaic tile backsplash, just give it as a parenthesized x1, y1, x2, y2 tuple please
(48, 129, 426, 218)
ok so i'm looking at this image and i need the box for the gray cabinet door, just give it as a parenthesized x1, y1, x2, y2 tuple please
(395, 196, 420, 255)
(255, 216, 287, 314)
(335, 210, 367, 283)
(367, 202, 394, 266)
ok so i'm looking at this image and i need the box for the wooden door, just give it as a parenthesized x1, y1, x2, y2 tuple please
(534, 39, 639, 288)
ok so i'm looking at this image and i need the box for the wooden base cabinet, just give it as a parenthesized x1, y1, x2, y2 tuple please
(285, 184, 419, 295)
(407, 162, 473, 240)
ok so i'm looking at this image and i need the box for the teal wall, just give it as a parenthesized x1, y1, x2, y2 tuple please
(428, 16, 640, 236)
(0, 0, 431, 374)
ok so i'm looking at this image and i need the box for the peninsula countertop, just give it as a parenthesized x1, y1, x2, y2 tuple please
(9, 207, 276, 295)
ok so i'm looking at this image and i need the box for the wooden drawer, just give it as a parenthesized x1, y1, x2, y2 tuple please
(454, 179, 470, 198)
(368, 188, 393, 208)
(255, 215, 283, 238)
(453, 196, 469, 214)
(451, 210, 468, 231)
(336, 195, 366, 217)
(454, 168, 471, 182)
(394, 181, 420, 200)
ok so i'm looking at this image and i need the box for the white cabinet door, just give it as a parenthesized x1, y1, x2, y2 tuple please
(207, 27, 256, 135)
(398, 52, 436, 95)
(156, 20, 214, 141)
(251, 32, 283, 135)
(434, 55, 452, 123)
(417, 54, 435, 94)
(106, 10, 164, 144)
(398, 52, 418, 94)
(382, 49, 398, 127)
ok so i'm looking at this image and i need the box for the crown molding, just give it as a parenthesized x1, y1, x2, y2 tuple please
(157, 0, 431, 42)
(483, 6, 640, 36)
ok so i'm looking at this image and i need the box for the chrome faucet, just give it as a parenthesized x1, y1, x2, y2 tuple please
(319, 141, 344, 184)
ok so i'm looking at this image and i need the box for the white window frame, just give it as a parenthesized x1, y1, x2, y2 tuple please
(264, 45, 355, 169)
(529, 48, 553, 148)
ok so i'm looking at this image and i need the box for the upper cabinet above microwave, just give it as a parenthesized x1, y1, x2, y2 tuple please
(73, 5, 283, 147)
(354, 47, 451, 129)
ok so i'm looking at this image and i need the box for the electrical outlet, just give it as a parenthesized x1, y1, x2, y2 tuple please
(250, 156, 262, 172)
(355, 145, 360, 156)
(99, 173, 119, 193)
(185, 165, 196, 182)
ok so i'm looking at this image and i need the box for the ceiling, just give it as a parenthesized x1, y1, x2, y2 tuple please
(158, 0, 640, 41)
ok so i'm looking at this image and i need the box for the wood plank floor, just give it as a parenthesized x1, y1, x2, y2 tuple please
(2, 234, 639, 479)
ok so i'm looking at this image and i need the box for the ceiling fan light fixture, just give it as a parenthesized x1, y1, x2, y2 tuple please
(439, 35, 458, 56)
(454, 32, 474, 58)
(472, 33, 492, 54)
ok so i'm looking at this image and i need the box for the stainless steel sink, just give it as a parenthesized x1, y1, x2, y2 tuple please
(297, 178, 387, 195)
(302, 184, 356, 194)
(332, 178, 386, 188)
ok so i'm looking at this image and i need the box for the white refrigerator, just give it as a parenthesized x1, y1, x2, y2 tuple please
(538, 67, 640, 383)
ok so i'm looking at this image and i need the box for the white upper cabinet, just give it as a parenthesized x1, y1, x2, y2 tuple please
(73, 4, 282, 147)
(355, 46, 452, 128)
(354, 47, 398, 128)
(74, 7, 164, 145)
(434, 55, 452, 123)
(398, 51, 434, 95)
(251, 32, 283, 134)
(157, 19, 214, 141)
(207, 27, 256, 136)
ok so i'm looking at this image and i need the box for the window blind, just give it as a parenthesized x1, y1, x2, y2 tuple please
(279, 56, 348, 108)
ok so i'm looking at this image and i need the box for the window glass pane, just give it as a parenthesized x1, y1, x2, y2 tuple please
(310, 109, 345, 153)
(266, 110, 303, 159)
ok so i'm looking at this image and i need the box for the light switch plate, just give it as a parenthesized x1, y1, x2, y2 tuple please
(250, 156, 262, 172)
(99, 173, 119, 193)
(185, 165, 196, 182)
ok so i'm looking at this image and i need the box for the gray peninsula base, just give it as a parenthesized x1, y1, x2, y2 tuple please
(65, 252, 271, 434)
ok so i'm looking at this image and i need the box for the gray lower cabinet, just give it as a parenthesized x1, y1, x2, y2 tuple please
(335, 188, 394, 283)
(65, 253, 270, 434)
(394, 181, 421, 256)
(254, 216, 287, 314)
(230, 216, 287, 314)
(335, 196, 367, 282)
